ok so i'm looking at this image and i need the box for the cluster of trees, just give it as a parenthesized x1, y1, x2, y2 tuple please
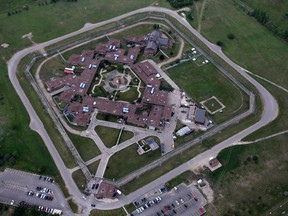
(249, 9, 288, 42)
(7, 5, 29, 16)
(167, 0, 195, 9)
(249, 9, 269, 25)
(0, 151, 18, 167)
(13, 206, 48, 216)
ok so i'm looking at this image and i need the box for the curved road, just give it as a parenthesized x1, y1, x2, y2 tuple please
(8, 6, 278, 214)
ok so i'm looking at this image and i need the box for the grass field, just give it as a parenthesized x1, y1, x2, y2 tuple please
(206, 134, 288, 216)
(0, 0, 170, 59)
(104, 143, 161, 180)
(119, 130, 134, 144)
(0, 58, 73, 191)
(202, 97, 224, 113)
(90, 208, 126, 216)
(68, 198, 79, 214)
(87, 160, 100, 175)
(95, 126, 120, 148)
(67, 132, 101, 162)
(116, 87, 139, 103)
(167, 61, 248, 123)
(190, 0, 288, 89)
(72, 169, 86, 192)
(241, 0, 288, 32)
(165, 171, 193, 190)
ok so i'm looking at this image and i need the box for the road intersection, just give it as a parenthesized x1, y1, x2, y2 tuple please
(7, 6, 278, 215)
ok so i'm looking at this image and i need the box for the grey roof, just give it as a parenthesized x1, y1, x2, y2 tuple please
(195, 108, 206, 124)
(157, 38, 169, 47)
(146, 41, 158, 51)
(151, 30, 162, 38)
(145, 137, 159, 151)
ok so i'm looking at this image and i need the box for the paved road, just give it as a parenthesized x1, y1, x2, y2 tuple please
(7, 6, 278, 213)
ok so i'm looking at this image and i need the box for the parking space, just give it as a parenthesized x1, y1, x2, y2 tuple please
(0, 168, 68, 214)
(131, 183, 207, 216)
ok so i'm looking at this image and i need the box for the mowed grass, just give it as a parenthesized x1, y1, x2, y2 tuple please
(104, 143, 161, 180)
(87, 160, 100, 175)
(95, 126, 120, 148)
(202, 97, 223, 113)
(117, 87, 139, 103)
(167, 61, 247, 123)
(206, 134, 288, 216)
(67, 132, 101, 162)
(72, 169, 86, 192)
(0, 0, 170, 59)
(119, 130, 134, 144)
(90, 208, 126, 216)
(190, 0, 288, 89)
(165, 170, 193, 190)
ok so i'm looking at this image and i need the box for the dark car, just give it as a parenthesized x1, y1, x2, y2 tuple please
(91, 204, 96, 207)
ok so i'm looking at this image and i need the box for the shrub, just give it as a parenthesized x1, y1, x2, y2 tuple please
(227, 33, 235, 40)
(216, 41, 224, 47)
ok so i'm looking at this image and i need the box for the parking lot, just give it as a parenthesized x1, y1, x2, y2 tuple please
(131, 183, 207, 216)
(0, 168, 69, 214)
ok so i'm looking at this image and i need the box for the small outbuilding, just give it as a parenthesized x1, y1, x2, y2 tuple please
(195, 108, 206, 125)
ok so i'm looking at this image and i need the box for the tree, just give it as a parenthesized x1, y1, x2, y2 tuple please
(216, 41, 224, 47)
(227, 33, 235, 40)
(7, 12, 11, 16)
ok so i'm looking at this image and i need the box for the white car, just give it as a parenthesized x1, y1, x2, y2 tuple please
(175, 200, 180, 205)
(10, 200, 14, 205)
(180, 198, 184, 203)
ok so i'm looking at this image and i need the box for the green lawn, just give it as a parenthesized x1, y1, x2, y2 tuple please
(87, 160, 100, 175)
(202, 97, 224, 113)
(116, 87, 139, 103)
(0, 0, 170, 59)
(68, 199, 79, 214)
(72, 169, 86, 192)
(90, 208, 126, 216)
(206, 134, 288, 216)
(118, 130, 134, 144)
(167, 61, 248, 123)
(95, 126, 120, 148)
(190, 0, 288, 89)
(241, 0, 288, 32)
(165, 171, 193, 190)
(104, 143, 161, 180)
(68, 132, 101, 162)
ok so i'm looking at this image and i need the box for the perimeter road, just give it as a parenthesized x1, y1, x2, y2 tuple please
(7, 6, 278, 213)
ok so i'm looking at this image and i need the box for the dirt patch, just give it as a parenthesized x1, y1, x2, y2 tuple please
(22, 32, 33, 40)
